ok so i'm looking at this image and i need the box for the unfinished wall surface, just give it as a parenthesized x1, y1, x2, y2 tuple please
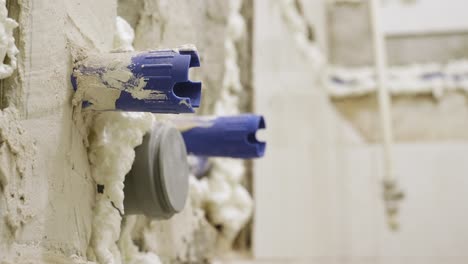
(333, 92, 468, 142)
(0, 0, 246, 263)
(328, 1, 468, 66)
(253, 0, 468, 263)
(340, 142, 468, 264)
(253, 0, 364, 259)
(2, 0, 467, 263)
(328, 0, 468, 142)
(0, 0, 114, 262)
(326, 2, 468, 262)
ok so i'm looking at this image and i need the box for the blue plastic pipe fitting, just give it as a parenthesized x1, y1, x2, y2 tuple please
(71, 45, 201, 113)
(172, 114, 266, 159)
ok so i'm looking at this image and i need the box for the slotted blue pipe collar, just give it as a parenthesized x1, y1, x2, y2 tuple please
(71, 46, 201, 113)
(174, 114, 266, 159)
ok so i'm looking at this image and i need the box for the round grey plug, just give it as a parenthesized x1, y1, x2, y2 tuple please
(123, 123, 189, 219)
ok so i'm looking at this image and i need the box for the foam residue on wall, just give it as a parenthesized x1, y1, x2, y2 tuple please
(328, 60, 468, 99)
(119, 215, 162, 264)
(0, 0, 18, 79)
(187, 0, 254, 251)
(84, 16, 165, 264)
(134, 196, 217, 263)
(213, 0, 245, 115)
(111, 4, 249, 261)
(190, 158, 253, 250)
(278, 0, 325, 72)
(114, 16, 135, 52)
(86, 112, 154, 264)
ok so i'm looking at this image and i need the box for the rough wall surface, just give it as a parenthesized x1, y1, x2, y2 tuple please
(0, 0, 245, 263)
(1, 0, 115, 262)
(327, 0, 468, 142)
(333, 92, 468, 142)
(328, 1, 468, 66)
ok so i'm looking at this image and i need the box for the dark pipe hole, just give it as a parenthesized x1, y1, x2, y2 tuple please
(247, 132, 259, 144)
(173, 82, 202, 107)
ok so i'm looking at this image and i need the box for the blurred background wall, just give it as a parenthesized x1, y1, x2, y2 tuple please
(253, 0, 468, 263)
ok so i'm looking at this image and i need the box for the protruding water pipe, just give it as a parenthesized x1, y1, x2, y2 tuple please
(122, 114, 267, 219)
(171, 114, 266, 159)
(369, 0, 404, 230)
(123, 123, 189, 219)
(72, 45, 202, 113)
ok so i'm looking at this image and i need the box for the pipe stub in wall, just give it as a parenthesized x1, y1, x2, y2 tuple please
(172, 114, 267, 159)
(123, 123, 189, 219)
(71, 45, 202, 113)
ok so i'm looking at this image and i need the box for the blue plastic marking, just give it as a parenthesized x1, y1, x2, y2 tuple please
(71, 48, 202, 113)
(180, 114, 266, 159)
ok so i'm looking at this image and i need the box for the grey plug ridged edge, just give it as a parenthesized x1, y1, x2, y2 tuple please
(123, 122, 189, 219)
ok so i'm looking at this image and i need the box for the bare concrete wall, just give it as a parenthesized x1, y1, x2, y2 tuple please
(333, 92, 468, 142)
(328, 0, 468, 66)
(253, 0, 364, 259)
(327, 0, 468, 142)
(0, 0, 115, 262)
(253, 1, 468, 263)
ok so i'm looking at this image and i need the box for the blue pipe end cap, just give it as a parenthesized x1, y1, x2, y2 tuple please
(181, 114, 266, 159)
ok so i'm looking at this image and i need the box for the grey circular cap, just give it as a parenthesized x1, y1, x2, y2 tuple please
(158, 125, 189, 212)
(124, 123, 189, 219)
